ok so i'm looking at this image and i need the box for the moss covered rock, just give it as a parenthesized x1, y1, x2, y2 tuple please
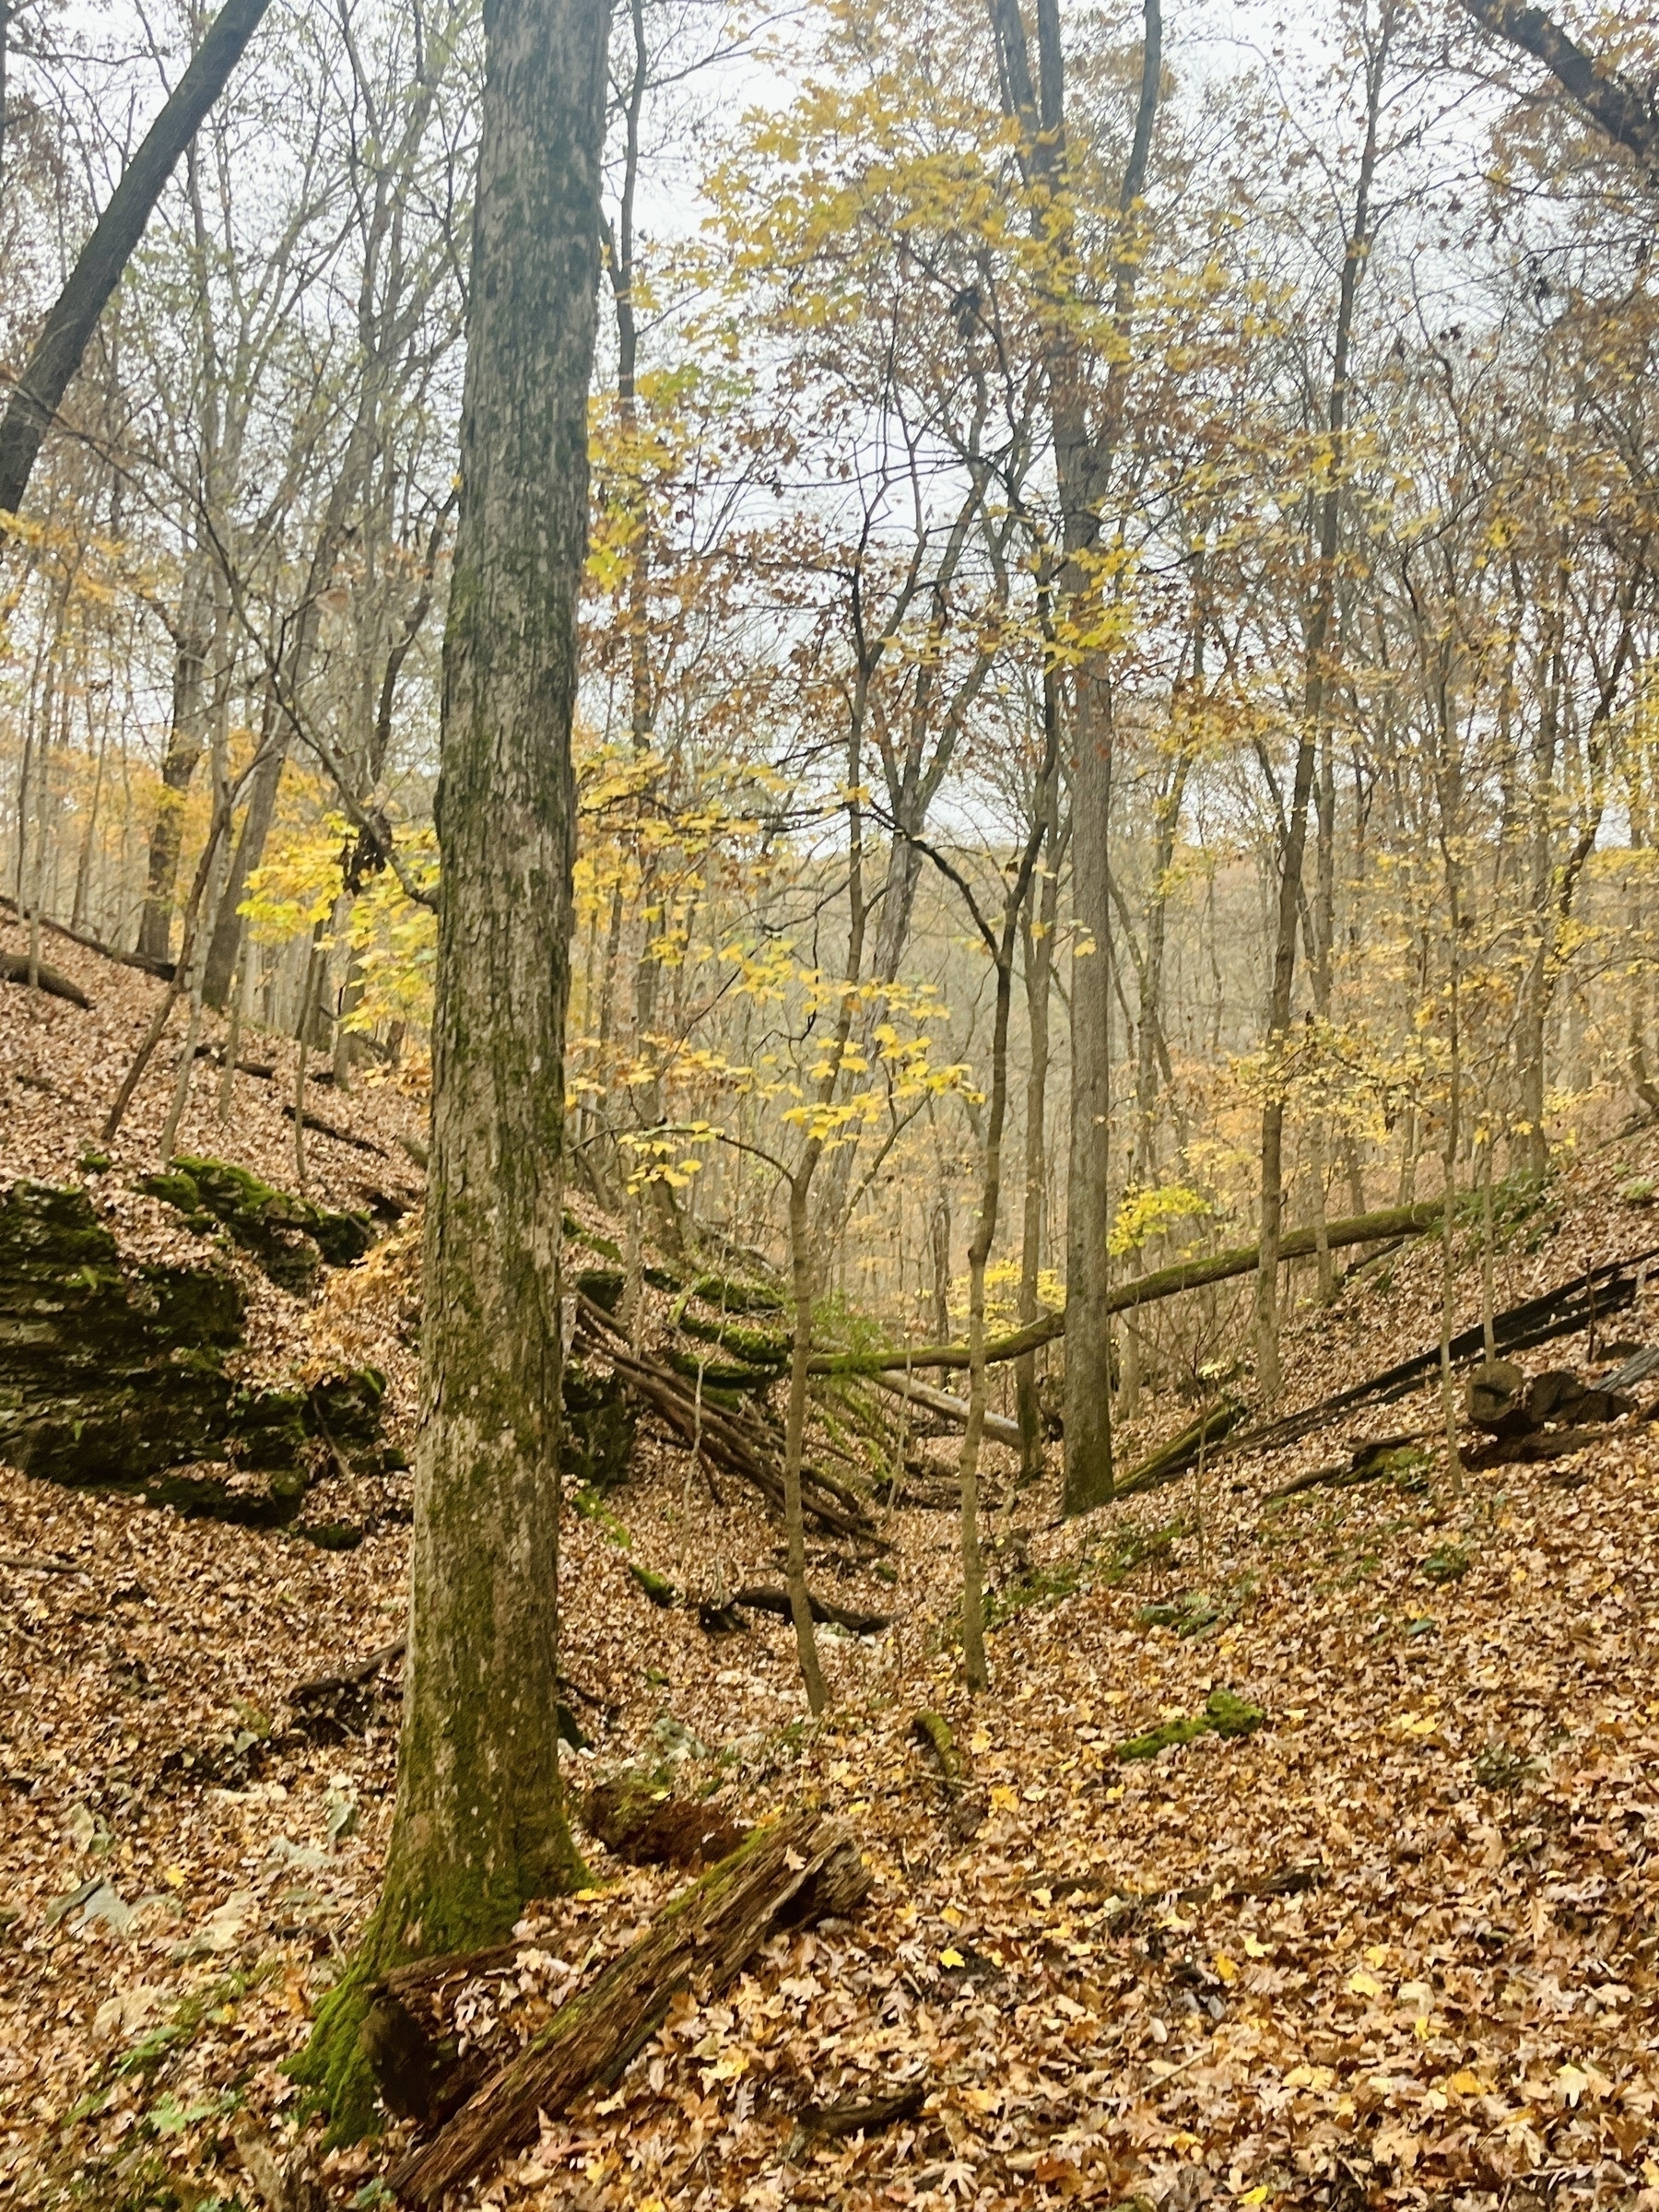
(141, 1156, 372, 1292)
(0, 1181, 384, 1521)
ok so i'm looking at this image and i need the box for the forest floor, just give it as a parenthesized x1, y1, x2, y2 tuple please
(3, 916, 1659, 2212)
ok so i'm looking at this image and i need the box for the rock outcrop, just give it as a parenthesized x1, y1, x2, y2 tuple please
(0, 1179, 382, 1523)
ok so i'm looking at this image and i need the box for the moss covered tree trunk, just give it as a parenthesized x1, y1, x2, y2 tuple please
(292, 0, 611, 2136)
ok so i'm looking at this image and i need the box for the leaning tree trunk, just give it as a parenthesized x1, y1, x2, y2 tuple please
(289, 0, 611, 2139)
(0, 0, 273, 519)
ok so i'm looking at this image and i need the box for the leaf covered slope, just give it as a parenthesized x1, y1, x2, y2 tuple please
(3, 924, 1659, 2210)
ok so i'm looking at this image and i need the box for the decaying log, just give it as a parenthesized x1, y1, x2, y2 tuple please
(1113, 1399, 1241, 1500)
(1263, 1432, 1425, 1502)
(575, 1293, 879, 1542)
(786, 2075, 927, 2155)
(869, 1371, 1022, 1448)
(388, 1810, 869, 2205)
(0, 950, 91, 1006)
(806, 1199, 1449, 1376)
(911, 1710, 963, 1787)
(289, 1634, 407, 1704)
(1232, 1247, 1659, 1465)
(727, 1584, 890, 1634)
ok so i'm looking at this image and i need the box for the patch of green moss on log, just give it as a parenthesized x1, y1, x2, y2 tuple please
(664, 1347, 778, 1392)
(1114, 1688, 1265, 1761)
(629, 1562, 677, 1607)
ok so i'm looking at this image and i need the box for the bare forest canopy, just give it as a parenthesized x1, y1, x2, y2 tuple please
(7, 0, 1659, 1421)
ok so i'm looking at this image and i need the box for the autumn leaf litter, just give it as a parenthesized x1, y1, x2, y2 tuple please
(3, 937, 1659, 2209)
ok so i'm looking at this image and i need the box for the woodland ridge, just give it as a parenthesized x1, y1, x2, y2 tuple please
(5, 0, 1659, 2206)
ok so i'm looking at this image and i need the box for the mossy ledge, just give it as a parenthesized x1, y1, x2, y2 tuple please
(139, 1154, 372, 1292)
(0, 1179, 383, 1518)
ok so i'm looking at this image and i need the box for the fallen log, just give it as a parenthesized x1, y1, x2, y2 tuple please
(0, 892, 175, 978)
(786, 2076, 927, 2155)
(290, 1634, 406, 1703)
(1263, 1432, 1425, 1502)
(388, 1810, 869, 2205)
(0, 949, 90, 1006)
(869, 1371, 1022, 1449)
(279, 1100, 389, 1157)
(727, 1584, 891, 1634)
(575, 1294, 878, 1541)
(806, 1200, 1448, 1376)
(1232, 1246, 1659, 1465)
(1113, 1399, 1241, 1500)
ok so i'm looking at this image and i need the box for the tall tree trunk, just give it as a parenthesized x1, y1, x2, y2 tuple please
(1253, 3, 1391, 1406)
(989, 0, 1162, 1515)
(1065, 689, 1117, 1493)
(290, 0, 611, 2138)
(782, 1182, 829, 1715)
(136, 599, 211, 962)
(1015, 798, 1063, 1482)
(201, 720, 284, 1006)
(0, 0, 274, 518)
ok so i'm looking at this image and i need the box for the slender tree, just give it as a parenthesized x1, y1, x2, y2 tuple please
(291, 0, 613, 2137)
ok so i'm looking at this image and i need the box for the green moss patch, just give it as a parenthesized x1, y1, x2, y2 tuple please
(1114, 1688, 1265, 1761)
(142, 1156, 372, 1292)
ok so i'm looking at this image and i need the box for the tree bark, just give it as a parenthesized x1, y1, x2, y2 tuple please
(1015, 796, 1063, 1480)
(288, 0, 611, 2139)
(0, 0, 274, 518)
(989, 0, 1161, 1515)
(1460, 0, 1659, 173)
(136, 587, 213, 964)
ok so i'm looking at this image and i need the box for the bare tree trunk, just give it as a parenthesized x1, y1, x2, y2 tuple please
(988, 0, 1162, 1514)
(782, 1182, 828, 1714)
(1254, 2, 1391, 1406)
(137, 600, 211, 963)
(290, 0, 610, 2138)
(0, 0, 274, 517)
(1015, 790, 1063, 1481)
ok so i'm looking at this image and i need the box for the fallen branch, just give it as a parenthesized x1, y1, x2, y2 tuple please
(0, 1549, 84, 1575)
(1263, 1432, 1424, 1501)
(1233, 1247, 1659, 1465)
(0, 951, 90, 1006)
(869, 1371, 1021, 1449)
(289, 1634, 406, 1704)
(388, 1811, 869, 2204)
(0, 892, 174, 978)
(806, 1200, 1448, 1375)
(728, 1585, 890, 1634)
(279, 1100, 389, 1157)
(787, 2076, 927, 2155)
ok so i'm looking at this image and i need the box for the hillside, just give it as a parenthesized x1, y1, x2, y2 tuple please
(2, 920, 1658, 2212)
